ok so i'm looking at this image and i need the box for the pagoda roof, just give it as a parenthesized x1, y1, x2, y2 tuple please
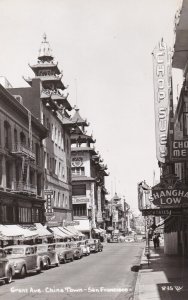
(72, 176, 95, 182)
(111, 193, 121, 202)
(51, 93, 72, 110)
(29, 62, 60, 75)
(71, 133, 96, 144)
(38, 33, 54, 62)
(61, 116, 77, 127)
(24, 75, 66, 90)
(71, 107, 88, 126)
(71, 147, 97, 155)
(71, 126, 83, 135)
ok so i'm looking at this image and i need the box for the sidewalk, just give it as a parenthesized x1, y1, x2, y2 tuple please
(133, 243, 188, 300)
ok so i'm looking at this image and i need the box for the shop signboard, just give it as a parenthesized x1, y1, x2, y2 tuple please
(152, 39, 171, 163)
(170, 140, 188, 161)
(72, 197, 89, 204)
(64, 221, 80, 226)
(152, 188, 188, 207)
(44, 190, 54, 215)
(142, 208, 182, 216)
(112, 210, 118, 222)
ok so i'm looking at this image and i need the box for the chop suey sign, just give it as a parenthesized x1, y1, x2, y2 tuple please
(152, 189, 188, 207)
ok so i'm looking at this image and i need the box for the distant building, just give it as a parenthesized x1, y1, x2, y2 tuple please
(8, 34, 75, 225)
(70, 107, 109, 238)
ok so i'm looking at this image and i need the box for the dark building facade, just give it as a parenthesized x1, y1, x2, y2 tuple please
(0, 83, 48, 224)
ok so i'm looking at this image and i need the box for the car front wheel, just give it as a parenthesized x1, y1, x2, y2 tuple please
(20, 265, 26, 278)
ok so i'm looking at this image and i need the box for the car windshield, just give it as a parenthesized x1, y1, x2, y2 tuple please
(37, 246, 47, 252)
(56, 244, 65, 249)
(5, 248, 25, 255)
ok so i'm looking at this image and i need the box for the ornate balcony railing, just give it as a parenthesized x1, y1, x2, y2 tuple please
(12, 181, 37, 195)
(11, 143, 36, 161)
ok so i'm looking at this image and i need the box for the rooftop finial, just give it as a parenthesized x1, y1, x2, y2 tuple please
(43, 33, 47, 42)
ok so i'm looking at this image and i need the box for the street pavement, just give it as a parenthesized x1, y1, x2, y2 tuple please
(0, 242, 144, 300)
(134, 244, 188, 300)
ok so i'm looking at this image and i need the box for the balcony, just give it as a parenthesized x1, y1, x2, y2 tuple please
(11, 143, 36, 161)
(12, 181, 37, 195)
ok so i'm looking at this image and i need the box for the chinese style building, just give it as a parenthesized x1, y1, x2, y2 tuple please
(70, 107, 109, 238)
(8, 34, 75, 225)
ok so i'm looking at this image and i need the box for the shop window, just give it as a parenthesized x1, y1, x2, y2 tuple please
(71, 167, 85, 176)
(73, 204, 87, 216)
(72, 184, 86, 196)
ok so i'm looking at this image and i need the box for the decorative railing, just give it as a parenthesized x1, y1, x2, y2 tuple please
(11, 143, 36, 160)
(12, 181, 37, 195)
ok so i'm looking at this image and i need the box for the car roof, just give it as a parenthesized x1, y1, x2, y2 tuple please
(4, 245, 34, 249)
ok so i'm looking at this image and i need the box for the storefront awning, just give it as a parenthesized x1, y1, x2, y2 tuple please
(58, 227, 75, 238)
(0, 225, 23, 240)
(49, 227, 68, 239)
(4, 225, 38, 240)
(66, 226, 85, 237)
(34, 223, 53, 238)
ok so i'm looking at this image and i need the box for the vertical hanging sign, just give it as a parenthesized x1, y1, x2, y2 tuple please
(152, 39, 172, 163)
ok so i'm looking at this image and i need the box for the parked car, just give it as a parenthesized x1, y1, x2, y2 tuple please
(85, 239, 98, 253)
(69, 242, 83, 259)
(4, 245, 43, 278)
(35, 244, 59, 269)
(0, 248, 15, 284)
(124, 236, 135, 242)
(107, 234, 119, 243)
(53, 242, 74, 263)
(93, 239, 103, 252)
(79, 240, 90, 256)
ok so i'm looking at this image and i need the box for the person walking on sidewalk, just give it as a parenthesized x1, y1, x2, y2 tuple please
(153, 234, 157, 249)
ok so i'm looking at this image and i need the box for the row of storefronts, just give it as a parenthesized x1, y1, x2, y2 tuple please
(138, 0, 188, 257)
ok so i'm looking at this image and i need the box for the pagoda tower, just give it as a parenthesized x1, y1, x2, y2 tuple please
(70, 107, 109, 237)
(25, 33, 72, 113)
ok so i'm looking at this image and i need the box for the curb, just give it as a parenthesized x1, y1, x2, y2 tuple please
(133, 248, 145, 300)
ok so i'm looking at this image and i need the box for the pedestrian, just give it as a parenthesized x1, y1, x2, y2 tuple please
(153, 234, 157, 249)
(156, 234, 160, 248)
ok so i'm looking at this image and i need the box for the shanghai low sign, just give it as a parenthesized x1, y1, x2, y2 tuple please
(152, 189, 188, 207)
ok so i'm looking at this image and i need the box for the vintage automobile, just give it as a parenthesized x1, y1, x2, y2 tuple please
(69, 242, 83, 259)
(35, 244, 59, 269)
(0, 248, 15, 284)
(85, 239, 98, 253)
(53, 242, 74, 263)
(4, 245, 43, 278)
(79, 240, 90, 256)
(93, 239, 103, 252)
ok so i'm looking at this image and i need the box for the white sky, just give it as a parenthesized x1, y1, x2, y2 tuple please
(0, 0, 182, 213)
